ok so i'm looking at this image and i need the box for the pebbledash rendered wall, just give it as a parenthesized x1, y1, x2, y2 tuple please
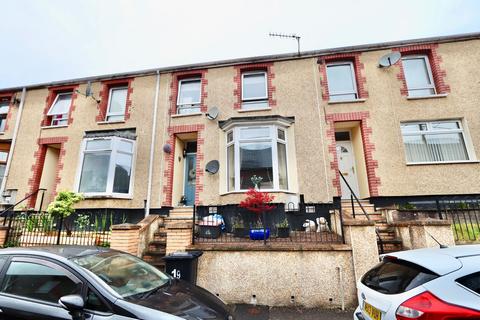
(2, 35, 480, 213)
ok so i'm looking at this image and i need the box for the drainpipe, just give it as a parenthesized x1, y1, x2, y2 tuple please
(145, 71, 161, 216)
(0, 87, 26, 198)
(337, 266, 345, 311)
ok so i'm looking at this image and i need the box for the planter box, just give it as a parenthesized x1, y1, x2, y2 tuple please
(233, 228, 248, 238)
(197, 223, 221, 239)
(249, 228, 270, 240)
(277, 227, 290, 238)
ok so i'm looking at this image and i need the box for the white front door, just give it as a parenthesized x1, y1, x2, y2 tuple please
(336, 140, 360, 199)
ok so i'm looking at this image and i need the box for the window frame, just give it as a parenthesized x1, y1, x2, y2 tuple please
(401, 55, 437, 96)
(0, 99, 9, 133)
(326, 61, 359, 101)
(400, 120, 474, 165)
(105, 86, 128, 122)
(226, 124, 289, 192)
(176, 78, 202, 114)
(241, 71, 268, 102)
(47, 92, 72, 127)
(76, 136, 136, 198)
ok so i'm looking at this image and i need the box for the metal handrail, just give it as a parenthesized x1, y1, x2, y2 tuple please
(0, 188, 46, 218)
(338, 171, 385, 254)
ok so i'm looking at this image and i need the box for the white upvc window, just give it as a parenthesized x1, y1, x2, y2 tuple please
(77, 137, 135, 197)
(177, 78, 201, 114)
(241, 71, 268, 110)
(326, 61, 358, 102)
(106, 87, 128, 122)
(402, 55, 436, 97)
(47, 92, 72, 126)
(0, 100, 9, 132)
(0, 150, 8, 189)
(401, 120, 473, 164)
(226, 125, 288, 191)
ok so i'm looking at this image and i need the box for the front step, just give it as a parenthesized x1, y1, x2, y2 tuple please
(169, 206, 194, 219)
(142, 218, 168, 272)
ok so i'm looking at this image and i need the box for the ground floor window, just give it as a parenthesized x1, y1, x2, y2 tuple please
(227, 125, 288, 191)
(78, 137, 135, 197)
(401, 120, 471, 163)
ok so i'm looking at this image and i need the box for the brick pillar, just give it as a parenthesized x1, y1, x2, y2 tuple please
(0, 226, 8, 247)
(165, 221, 193, 254)
(110, 224, 141, 256)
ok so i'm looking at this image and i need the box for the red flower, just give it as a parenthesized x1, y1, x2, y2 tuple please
(239, 188, 275, 214)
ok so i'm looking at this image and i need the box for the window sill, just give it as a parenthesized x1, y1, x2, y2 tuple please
(237, 107, 272, 113)
(220, 189, 295, 196)
(406, 160, 479, 166)
(82, 194, 133, 200)
(171, 112, 203, 118)
(406, 93, 448, 100)
(97, 120, 126, 125)
(41, 125, 68, 130)
(328, 99, 366, 105)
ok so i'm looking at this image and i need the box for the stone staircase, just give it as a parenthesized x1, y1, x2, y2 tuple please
(342, 200, 403, 254)
(142, 217, 167, 271)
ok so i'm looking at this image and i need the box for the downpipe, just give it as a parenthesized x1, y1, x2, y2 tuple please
(337, 266, 345, 311)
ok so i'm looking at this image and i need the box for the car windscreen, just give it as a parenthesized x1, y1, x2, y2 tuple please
(70, 251, 170, 298)
(361, 257, 438, 295)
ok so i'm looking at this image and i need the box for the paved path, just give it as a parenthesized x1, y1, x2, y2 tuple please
(232, 304, 353, 320)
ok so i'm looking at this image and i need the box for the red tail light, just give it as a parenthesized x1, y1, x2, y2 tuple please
(396, 291, 480, 319)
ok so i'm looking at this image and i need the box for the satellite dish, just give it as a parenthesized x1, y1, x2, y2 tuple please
(205, 160, 219, 174)
(378, 52, 401, 68)
(163, 144, 172, 154)
(206, 107, 219, 120)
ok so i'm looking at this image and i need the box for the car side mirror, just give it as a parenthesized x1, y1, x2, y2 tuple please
(59, 295, 85, 320)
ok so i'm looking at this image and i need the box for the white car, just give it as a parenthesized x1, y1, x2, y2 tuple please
(354, 244, 480, 320)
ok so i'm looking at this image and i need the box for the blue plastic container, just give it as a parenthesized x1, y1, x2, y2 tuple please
(249, 228, 270, 240)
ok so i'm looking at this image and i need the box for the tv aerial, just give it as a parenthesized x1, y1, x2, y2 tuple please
(378, 52, 401, 68)
(269, 32, 301, 55)
(75, 81, 101, 103)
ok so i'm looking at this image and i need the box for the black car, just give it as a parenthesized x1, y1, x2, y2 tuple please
(0, 246, 233, 320)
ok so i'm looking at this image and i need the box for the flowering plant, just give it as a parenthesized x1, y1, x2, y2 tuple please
(239, 188, 275, 214)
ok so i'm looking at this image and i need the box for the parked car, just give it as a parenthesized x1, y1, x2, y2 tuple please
(0, 246, 233, 320)
(354, 244, 480, 320)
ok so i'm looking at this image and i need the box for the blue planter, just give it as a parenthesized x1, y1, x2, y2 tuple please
(249, 228, 270, 240)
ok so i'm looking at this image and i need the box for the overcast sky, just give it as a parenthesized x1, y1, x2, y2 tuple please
(1, 0, 479, 89)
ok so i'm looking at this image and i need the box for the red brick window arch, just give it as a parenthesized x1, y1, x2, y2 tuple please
(42, 85, 78, 127)
(97, 78, 134, 122)
(233, 63, 276, 110)
(169, 70, 208, 115)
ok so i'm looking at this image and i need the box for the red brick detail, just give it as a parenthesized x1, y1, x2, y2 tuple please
(233, 63, 276, 109)
(393, 44, 450, 96)
(42, 85, 79, 127)
(169, 70, 208, 115)
(325, 112, 380, 197)
(162, 124, 205, 206)
(0, 92, 14, 132)
(27, 137, 68, 208)
(318, 53, 369, 101)
(96, 78, 134, 122)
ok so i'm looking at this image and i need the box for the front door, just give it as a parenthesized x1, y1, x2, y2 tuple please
(336, 140, 360, 199)
(184, 153, 196, 206)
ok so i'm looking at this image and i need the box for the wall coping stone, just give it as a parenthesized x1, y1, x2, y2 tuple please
(391, 220, 452, 227)
(111, 223, 141, 231)
(166, 221, 193, 229)
(188, 243, 351, 252)
(343, 220, 375, 226)
(0, 226, 9, 231)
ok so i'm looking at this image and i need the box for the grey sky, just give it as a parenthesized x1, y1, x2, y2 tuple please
(1, 0, 479, 89)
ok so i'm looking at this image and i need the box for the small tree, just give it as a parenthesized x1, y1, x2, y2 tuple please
(239, 188, 275, 244)
(47, 191, 83, 219)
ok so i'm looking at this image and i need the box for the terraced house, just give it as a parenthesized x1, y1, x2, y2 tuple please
(0, 32, 479, 307)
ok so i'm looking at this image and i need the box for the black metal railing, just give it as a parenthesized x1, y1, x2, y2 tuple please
(3, 211, 123, 248)
(192, 203, 343, 245)
(437, 200, 480, 242)
(338, 171, 385, 254)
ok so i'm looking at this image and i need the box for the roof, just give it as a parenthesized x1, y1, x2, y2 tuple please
(388, 244, 480, 275)
(0, 245, 114, 259)
(1, 32, 480, 92)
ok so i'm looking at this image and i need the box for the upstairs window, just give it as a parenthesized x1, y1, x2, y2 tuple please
(241, 71, 268, 110)
(326, 62, 358, 102)
(401, 120, 471, 164)
(78, 137, 135, 197)
(227, 125, 288, 191)
(0, 99, 9, 132)
(47, 92, 72, 126)
(106, 87, 128, 122)
(402, 55, 436, 97)
(177, 78, 201, 114)
(0, 151, 8, 188)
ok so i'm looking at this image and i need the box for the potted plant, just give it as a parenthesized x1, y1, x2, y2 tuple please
(276, 218, 290, 238)
(239, 186, 275, 243)
(47, 191, 84, 236)
(232, 217, 247, 238)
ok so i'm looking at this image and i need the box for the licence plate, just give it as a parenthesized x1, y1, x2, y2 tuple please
(364, 301, 382, 320)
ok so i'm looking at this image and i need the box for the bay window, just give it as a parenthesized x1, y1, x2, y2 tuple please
(401, 120, 471, 164)
(227, 125, 288, 191)
(78, 137, 135, 197)
(47, 92, 72, 126)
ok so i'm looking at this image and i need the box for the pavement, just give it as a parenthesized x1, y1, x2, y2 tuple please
(231, 304, 353, 320)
